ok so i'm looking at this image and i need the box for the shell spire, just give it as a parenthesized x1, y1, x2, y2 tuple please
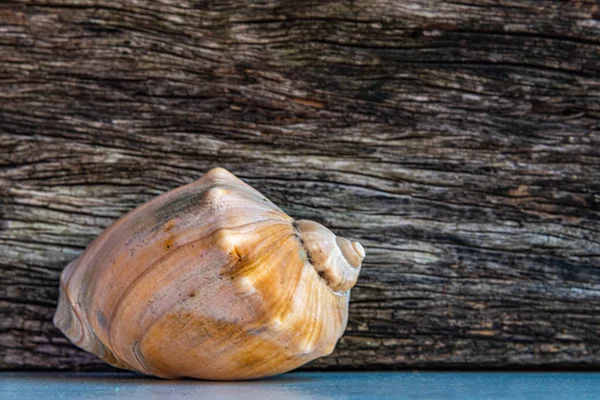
(295, 220, 363, 293)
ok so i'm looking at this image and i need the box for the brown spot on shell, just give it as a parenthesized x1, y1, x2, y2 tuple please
(164, 237, 175, 251)
(164, 219, 176, 232)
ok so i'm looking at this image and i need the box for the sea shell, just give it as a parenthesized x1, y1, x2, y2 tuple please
(54, 168, 364, 380)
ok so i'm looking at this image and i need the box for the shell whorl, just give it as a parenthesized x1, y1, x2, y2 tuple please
(295, 220, 364, 293)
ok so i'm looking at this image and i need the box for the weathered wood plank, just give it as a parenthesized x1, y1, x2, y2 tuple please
(1, 0, 600, 370)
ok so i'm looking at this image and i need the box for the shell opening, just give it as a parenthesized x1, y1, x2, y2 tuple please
(294, 220, 364, 293)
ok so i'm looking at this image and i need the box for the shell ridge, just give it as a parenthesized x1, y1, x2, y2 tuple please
(106, 218, 287, 369)
(108, 218, 292, 373)
(106, 217, 286, 322)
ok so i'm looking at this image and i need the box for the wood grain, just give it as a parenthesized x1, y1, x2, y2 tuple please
(1, 0, 600, 370)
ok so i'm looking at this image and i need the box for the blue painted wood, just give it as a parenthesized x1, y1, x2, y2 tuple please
(2, 372, 600, 400)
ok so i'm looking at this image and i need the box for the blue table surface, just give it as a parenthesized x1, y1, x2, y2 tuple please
(2, 371, 600, 400)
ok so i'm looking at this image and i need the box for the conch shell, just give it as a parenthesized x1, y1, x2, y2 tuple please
(54, 168, 364, 380)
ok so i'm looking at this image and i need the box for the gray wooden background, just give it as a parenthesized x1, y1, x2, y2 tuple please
(1, 0, 600, 370)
